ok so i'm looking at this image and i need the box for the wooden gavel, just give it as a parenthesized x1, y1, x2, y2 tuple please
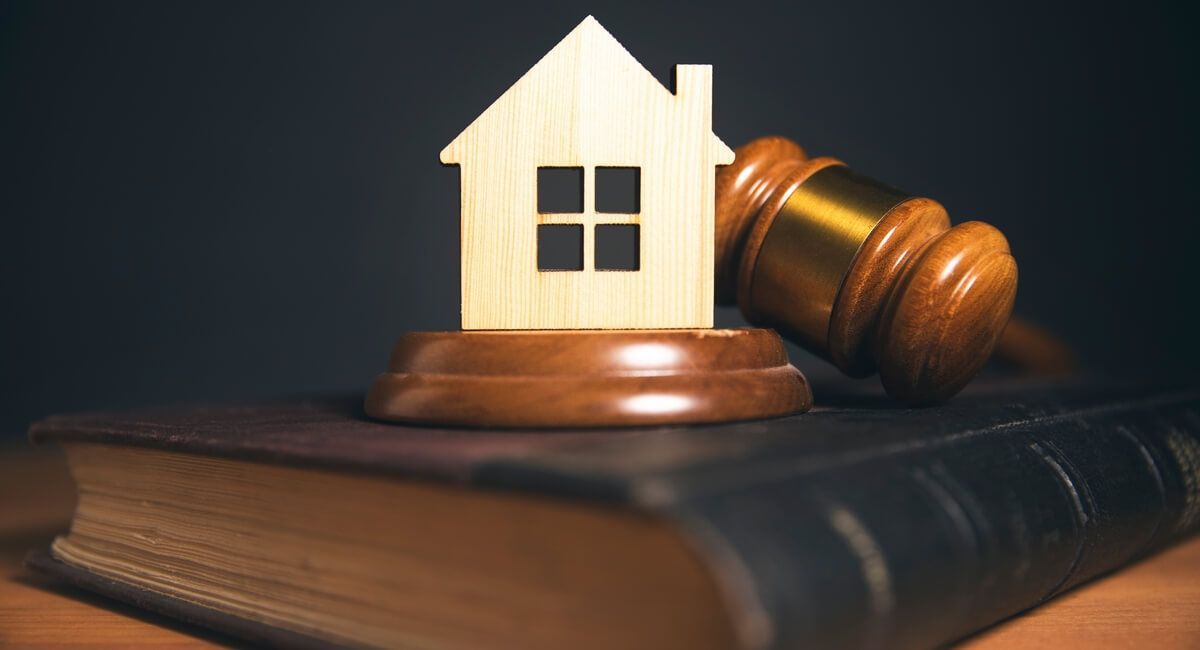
(716, 136, 1019, 404)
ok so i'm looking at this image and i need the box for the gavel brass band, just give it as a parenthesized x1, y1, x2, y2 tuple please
(748, 165, 909, 352)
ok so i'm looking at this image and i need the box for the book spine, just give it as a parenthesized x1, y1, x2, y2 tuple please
(670, 397, 1200, 650)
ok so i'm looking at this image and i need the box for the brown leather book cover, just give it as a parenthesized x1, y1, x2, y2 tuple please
(27, 380, 1200, 649)
(28, 394, 634, 484)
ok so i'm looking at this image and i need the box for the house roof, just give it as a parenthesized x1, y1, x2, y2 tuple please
(440, 16, 733, 164)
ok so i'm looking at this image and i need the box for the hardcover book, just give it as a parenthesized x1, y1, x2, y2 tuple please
(27, 377, 1200, 649)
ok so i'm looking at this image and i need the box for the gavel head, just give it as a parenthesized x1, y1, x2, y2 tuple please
(715, 136, 1018, 404)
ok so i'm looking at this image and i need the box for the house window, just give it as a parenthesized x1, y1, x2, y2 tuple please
(595, 224, 639, 271)
(537, 166, 640, 272)
(537, 167, 584, 213)
(595, 167, 640, 213)
(537, 224, 584, 271)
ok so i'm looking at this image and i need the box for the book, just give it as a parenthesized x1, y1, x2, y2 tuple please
(26, 377, 1200, 649)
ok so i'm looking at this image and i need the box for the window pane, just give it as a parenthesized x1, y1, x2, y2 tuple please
(595, 224, 639, 271)
(595, 167, 640, 213)
(537, 224, 583, 271)
(537, 167, 583, 213)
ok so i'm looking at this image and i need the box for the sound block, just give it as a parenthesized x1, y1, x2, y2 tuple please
(365, 328, 811, 428)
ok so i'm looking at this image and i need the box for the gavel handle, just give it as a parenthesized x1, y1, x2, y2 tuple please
(991, 318, 1076, 376)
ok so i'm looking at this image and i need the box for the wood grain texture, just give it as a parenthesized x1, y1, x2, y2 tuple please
(442, 16, 734, 330)
(960, 536, 1200, 649)
(712, 135, 806, 303)
(365, 328, 812, 427)
(826, 197, 950, 376)
(872, 220, 1017, 403)
(715, 136, 1018, 404)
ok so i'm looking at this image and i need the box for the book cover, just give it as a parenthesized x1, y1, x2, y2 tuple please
(28, 377, 1200, 649)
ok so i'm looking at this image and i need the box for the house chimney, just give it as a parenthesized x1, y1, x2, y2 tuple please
(673, 64, 713, 106)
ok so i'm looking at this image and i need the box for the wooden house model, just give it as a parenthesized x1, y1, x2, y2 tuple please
(441, 16, 734, 330)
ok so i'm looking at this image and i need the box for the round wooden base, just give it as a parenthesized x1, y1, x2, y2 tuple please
(364, 328, 811, 428)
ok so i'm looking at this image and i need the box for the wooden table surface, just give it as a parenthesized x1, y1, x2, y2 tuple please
(2, 445, 1198, 649)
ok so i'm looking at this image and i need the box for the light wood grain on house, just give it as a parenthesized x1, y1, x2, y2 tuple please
(441, 16, 734, 330)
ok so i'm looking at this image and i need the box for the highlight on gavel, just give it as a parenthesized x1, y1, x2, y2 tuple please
(715, 136, 1068, 404)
